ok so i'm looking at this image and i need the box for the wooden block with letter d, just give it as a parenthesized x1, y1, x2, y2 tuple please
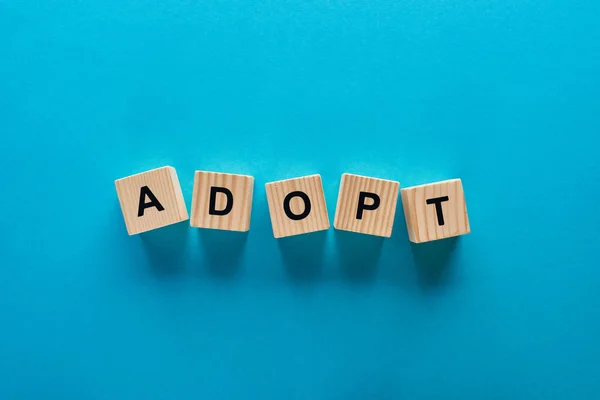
(400, 178, 470, 243)
(265, 174, 330, 238)
(190, 171, 254, 232)
(115, 166, 189, 235)
(333, 173, 400, 237)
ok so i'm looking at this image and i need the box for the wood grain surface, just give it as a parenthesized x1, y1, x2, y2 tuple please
(265, 174, 330, 238)
(333, 173, 400, 237)
(190, 171, 254, 232)
(115, 166, 188, 235)
(400, 178, 470, 243)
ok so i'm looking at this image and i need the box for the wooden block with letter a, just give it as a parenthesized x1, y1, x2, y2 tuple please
(400, 178, 470, 243)
(115, 166, 189, 235)
(333, 173, 400, 237)
(265, 174, 330, 238)
(190, 171, 254, 232)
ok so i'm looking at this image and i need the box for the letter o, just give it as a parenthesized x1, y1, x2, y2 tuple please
(283, 191, 311, 221)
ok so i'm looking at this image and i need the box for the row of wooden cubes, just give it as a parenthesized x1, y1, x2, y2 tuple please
(115, 167, 470, 243)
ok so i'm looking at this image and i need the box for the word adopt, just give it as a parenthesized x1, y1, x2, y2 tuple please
(115, 167, 471, 243)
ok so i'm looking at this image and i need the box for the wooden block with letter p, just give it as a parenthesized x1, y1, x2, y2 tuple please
(265, 174, 330, 238)
(333, 173, 400, 237)
(115, 166, 189, 235)
(400, 178, 470, 243)
(190, 171, 254, 232)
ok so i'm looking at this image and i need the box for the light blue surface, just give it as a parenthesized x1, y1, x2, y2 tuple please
(1, 0, 600, 398)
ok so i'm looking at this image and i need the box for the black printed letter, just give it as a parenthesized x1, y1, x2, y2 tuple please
(138, 186, 164, 217)
(209, 187, 234, 216)
(356, 192, 380, 219)
(283, 191, 311, 221)
(426, 196, 449, 226)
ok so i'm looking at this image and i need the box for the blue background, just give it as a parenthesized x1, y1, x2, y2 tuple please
(1, 0, 599, 398)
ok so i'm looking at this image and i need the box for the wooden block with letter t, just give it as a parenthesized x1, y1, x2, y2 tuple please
(333, 173, 400, 237)
(115, 166, 189, 235)
(400, 178, 470, 243)
(265, 174, 330, 238)
(190, 171, 254, 232)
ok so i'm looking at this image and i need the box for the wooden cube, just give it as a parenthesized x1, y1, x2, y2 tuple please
(265, 174, 330, 238)
(190, 171, 254, 232)
(333, 173, 400, 238)
(400, 178, 470, 243)
(115, 166, 189, 235)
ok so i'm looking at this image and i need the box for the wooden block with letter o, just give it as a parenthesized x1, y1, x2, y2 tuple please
(400, 178, 470, 243)
(115, 166, 189, 235)
(265, 174, 330, 238)
(333, 173, 400, 237)
(190, 171, 254, 232)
